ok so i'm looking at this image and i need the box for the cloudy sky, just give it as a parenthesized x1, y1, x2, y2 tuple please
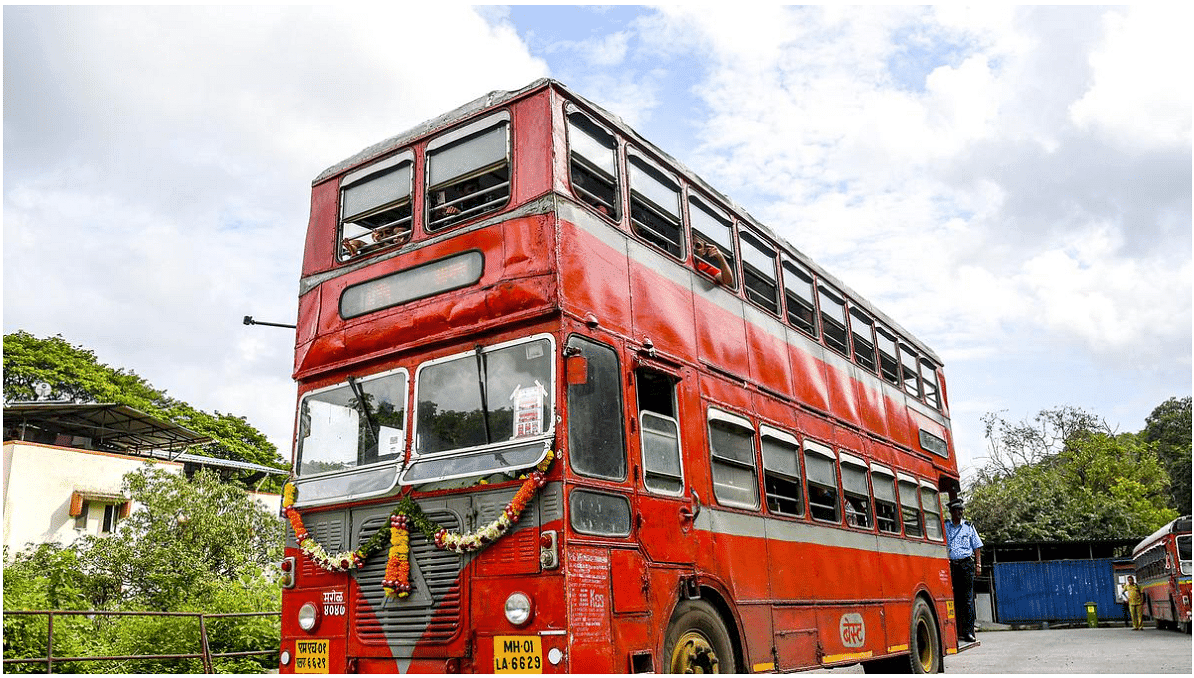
(4, 6, 1190, 482)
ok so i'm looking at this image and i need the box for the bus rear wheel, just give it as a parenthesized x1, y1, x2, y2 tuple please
(908, 598, 942, 674)
(663, 599, 736, 674)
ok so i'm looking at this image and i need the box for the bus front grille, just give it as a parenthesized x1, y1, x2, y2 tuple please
(353, 510, 463, 645)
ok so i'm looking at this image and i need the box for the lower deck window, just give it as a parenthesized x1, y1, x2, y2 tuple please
(899, 479, 923, 537)
(804, 445, 839, 523)
(762, 432, 803, 517)
(922, 486, 943, 540)
(708, 413, 758, 509)
(872, 472, 900, 534)
(840, 460, 872, 529)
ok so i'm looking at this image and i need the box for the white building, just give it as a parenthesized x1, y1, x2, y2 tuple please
(3, 402, 286, 555)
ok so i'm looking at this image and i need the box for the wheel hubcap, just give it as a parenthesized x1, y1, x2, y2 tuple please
(915, 619, 933, 671)
(670, 632, 720, 673)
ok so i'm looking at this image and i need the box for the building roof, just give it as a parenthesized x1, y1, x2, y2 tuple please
(4, 402, 211, 454)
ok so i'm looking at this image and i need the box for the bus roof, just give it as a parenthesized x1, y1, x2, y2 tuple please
(314, 78, 943, 365)
(1133, 515, 1192, 557)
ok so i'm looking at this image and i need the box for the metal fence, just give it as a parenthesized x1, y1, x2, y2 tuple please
(2, 609, 279, 674)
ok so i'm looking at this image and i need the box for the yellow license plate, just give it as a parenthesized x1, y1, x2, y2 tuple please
(494, 635, 543, 674)
(294, 638, 329, 673)
(946, 600, 956, 619)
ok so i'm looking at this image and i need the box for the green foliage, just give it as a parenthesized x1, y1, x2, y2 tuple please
(1142, 396, 1192, 513)
(2, 468, 282, 673)
(969, 404, 1184, 543)
(2, 331, 288, 488)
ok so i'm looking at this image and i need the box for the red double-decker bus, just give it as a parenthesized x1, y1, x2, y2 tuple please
(278, 79, 964, 674)
(1133, 516, 1192, 633)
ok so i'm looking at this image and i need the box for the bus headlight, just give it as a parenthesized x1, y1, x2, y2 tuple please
(298, 602, 320, 632)
(504, 592, 533, 626)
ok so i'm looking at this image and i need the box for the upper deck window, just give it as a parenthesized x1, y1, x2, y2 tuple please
(876, 326, 900, 385)
(567, 111, 620, 220)
(426, 113, 511, 232)
(900, 344, 922, 398)
(782, 259, 818, 337)
(296, 368, 408, 477)
(920, 359, 941, 409)
(628, 154, 683, 258)
(850, 308, 877, 372)
(708, 409, 759, 509)
(689, 196, 736, 287)
(739, 228, 779, 314)
(339, 153, 414, 261)
(818, 285, 849, 356)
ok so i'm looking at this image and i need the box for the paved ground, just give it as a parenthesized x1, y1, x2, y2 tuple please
(812, 625, 1192, 674)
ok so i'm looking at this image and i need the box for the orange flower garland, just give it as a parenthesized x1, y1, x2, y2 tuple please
(382, 514, 412, 598)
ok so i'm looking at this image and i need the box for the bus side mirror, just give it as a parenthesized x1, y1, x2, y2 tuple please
(566, 355, 589, 385)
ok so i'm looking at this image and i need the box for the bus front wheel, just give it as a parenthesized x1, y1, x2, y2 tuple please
(663, 599, 736, 674)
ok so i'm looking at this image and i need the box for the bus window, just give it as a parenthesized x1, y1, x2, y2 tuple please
(760, 426, 803, 517)
(900, 345, 921, 398)
(566, 336, 626, 481)
(782, 258, 818, 338)
(689, 195, 736, 287)
(1179, 535, 1191, 575)
(871, 465, 900, 534)
(850, 308, 877, 372)
(876, 326, 900, 385)
(426, 114, 511, 231)
(708, 409, 759, 509)
(567, 111, 620, 220)
(840, 454, 872, 529)
(739, 228, 779, 314)
(339, 153, 414, 261)
(920, 359, 941, 409)
(804, 441, 839, 523)
(628, 154, 684, 258)
(921, 483, 943, 540)
(637, 369, 683, 495)
(296, 368, 408, 476)
(898, 475, 923, 538)
(818, 285, 849, 356)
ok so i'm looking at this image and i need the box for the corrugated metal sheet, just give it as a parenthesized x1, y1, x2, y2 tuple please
(993, 558, 1121, 623)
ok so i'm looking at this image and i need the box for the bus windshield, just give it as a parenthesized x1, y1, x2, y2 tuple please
(296, 369, 408, 477)
(402, 335, 555, 485)
(1179, 534, 1191, 575)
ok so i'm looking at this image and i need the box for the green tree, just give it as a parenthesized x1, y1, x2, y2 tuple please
(1141, 396, 1192, 514)
(3, 331, 288, 487)
(968, 406, 1179, 542)
(3, 467, 282, 673)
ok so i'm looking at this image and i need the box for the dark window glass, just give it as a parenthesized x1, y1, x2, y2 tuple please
(762, 430, 803, 517)
(569, 490, 631, 537)
(782, 259, 818, 337)
(873, 471, 900, 534)
(637, 370, 683, 494)
(568, 112, 620, 220)
(628, 155, 683, 258)
(876, 327, 900, 385)
(899, 479, 923, 537)
(841, 459, 872, 529)
(900, 345, 921, 398)
(739, 229, 779, 314)
(818, 286, 849, 355)
(567, 336, 626, 481)
(850, 308, 877, 372)
(804, 445, 839, 523)
(427, 121, 510, 231)
(920, 359, 940, 409)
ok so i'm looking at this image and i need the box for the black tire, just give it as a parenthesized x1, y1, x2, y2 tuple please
(663, 599, 737, 674)
(907, 598, 942, 674)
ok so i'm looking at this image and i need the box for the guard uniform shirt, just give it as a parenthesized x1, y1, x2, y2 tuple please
(945, 520, 983, 561)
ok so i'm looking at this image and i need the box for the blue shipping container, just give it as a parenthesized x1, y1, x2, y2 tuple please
(993, 558, 1123, 623)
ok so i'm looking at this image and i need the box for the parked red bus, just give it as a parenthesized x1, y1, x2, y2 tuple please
(1133, 516, 1192, 633)
(278, 79, 964, 674)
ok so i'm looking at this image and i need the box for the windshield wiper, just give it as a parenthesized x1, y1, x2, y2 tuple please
(346, 376, 380, 450)
(474, 345, 493, 445)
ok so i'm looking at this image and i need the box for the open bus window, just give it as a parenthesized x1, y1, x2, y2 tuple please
(782, 259, 818, 338)
(339, 155, 413, 261)
(921, 484, 943, 540)
(689, 196, 736, 287)
(804, 441, 839, 523)
(900, 345, 922, 398)
(567, 336, 626, 481)
(872, 467, 900, 534)
(876, 326, 900, 385)
(628, 154, 684, 258)
(898, 476, 923, 538)
(840, 456, 872, 529)
(850, 308, 877, 373)
(818, 285, 849, 356)
(761, 427, 803, 518)
(739, 228, 779, 314)
(426, 116, 511, 232)
(708, 410, 759, 509)
(567, 112, 620, 220)
(638, 370, 683, 495)
(920, 359, 941, 410)
(296, 368, 408, 477)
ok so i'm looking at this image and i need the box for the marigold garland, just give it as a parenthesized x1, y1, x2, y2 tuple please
(282, 449, 557, 599)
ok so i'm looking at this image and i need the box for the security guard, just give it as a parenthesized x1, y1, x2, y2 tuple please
(945, 498, 983, 643)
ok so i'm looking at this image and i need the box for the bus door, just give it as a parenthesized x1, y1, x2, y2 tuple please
(631, 365, 699, 565)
